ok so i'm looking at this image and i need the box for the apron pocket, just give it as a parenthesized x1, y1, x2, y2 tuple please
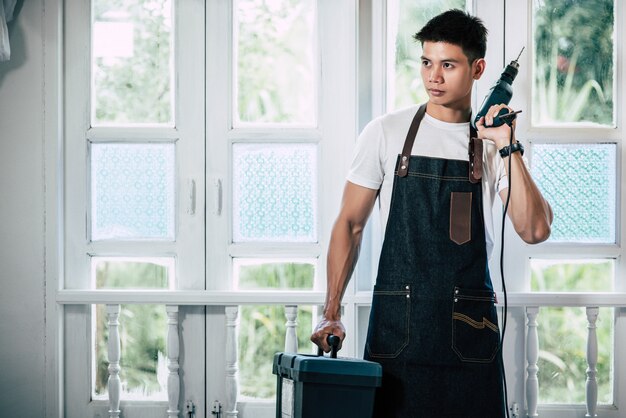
(366, 284, 411, 358)
(451, 287, 500, 363)
(450, 191, 472, 245)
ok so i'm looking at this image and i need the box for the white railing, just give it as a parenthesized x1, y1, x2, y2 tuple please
(57, 290, 626, 418)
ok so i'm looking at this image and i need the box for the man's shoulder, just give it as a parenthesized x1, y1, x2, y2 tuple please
(375, 104, 422, 128)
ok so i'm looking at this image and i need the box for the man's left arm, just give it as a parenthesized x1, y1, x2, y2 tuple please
(477, 104, 553, 244)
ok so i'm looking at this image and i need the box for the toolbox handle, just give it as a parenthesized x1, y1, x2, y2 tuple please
(317, 335, 340, 358)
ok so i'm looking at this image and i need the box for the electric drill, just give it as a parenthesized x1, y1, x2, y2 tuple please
(473, 48, 524, 128)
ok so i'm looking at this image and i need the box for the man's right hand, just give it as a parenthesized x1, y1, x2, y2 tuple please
(310, 318, 346, 353)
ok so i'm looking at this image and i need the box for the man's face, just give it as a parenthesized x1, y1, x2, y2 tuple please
(420, 41, 483, 109)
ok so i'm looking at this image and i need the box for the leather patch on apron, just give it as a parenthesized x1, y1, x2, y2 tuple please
(450, 192, 472, 245)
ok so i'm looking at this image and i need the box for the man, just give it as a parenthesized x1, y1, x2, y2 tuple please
(310, 9, 553, 417)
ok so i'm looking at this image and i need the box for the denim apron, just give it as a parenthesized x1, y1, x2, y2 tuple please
(363, 104, 505, 417)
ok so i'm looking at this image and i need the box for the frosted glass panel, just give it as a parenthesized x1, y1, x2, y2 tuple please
(387, 0, 467, 111)
(91, 143, 175, 241)
(233, 144, 317, 242)
(92, 257, 174, 289)
(235, 0, 316, 125)
(532, 144, 615, 243)
(92, 0, 173, 125)
(532, 0, 614, 125)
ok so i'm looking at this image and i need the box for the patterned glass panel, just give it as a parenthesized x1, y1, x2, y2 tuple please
(92, 257, 174, 289)
(387, 0, 467, 111)
(532, 0, 614, 126)
(92, 0, 173, 125)
(532, 144, 615, 243)
(91, 143, 175, 241)
(233, 144, 317, 242)
(235, 0, 316, 125)
(94, 304, 168, 400)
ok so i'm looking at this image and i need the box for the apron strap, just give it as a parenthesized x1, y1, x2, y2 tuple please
(468, 124, 482, 184)
(397, 103, 482, 183)
(397, 104, 427, 178)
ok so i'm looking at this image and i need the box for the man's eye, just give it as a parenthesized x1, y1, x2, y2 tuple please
(422, 60, 430, 66)
(443, 63, 454, 69)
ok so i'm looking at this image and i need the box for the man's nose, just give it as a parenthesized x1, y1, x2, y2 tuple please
(429, 67, 443, 83)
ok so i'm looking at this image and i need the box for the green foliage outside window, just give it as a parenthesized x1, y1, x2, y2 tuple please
(392, 0, 466, 111)
(93, 0, 172, 124)
(237, 0, 315, 124)
(533, 0, 614, 125)
(95, 304, 167, 399)
(94, 261, 169, 398)
(238, 263, 315, 399)
(531, 261, 613, 404)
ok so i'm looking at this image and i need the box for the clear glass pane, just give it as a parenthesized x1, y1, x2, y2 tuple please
(530, 259, 613, 292)
(532, 0, 614, 126)
(92, 0, 173, 125)
(92, 257, 174, 289)
(94, 304, 168, 400)
(387, 0, 467, 111)
(235, 0, 316, 125)
(233, 143, 317, 242)
(238, 305, 315, 400)
(91, 143, 175, 241)
(532, 144, 616, 243)
(234, 259, 315, 290)
(537, 307, 613, 404)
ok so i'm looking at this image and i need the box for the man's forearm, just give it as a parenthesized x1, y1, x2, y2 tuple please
(323, 218, 364, 320)
(501, 152, 553, 243)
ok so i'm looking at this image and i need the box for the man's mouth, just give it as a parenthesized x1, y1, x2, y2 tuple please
(429, 89, 445, 96)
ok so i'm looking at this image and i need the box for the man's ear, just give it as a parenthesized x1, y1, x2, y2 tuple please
(472, 58, 486, 80)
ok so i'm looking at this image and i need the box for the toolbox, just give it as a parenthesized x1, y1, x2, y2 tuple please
(272, 337, 382, 418)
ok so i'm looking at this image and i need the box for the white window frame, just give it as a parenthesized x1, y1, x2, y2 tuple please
(61, 0, 206, 417)
(52, 0, 359, 417)
(501, 1, 625, 416)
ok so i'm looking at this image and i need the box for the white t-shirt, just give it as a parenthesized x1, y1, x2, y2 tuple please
(347, 104, 509, 260)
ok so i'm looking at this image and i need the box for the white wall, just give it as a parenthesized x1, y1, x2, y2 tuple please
(0, 1, 46, 416)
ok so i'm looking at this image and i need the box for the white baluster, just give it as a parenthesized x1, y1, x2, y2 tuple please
(586, 307, 599, 417)
(285, 305, 299, 353)
(526, 307, 539, 418)
(106, 304, 121, 418)
(225, 306, 239, 418)
(166, 305, 180, 418)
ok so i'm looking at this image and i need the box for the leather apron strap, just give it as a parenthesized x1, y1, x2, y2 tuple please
(396, 103, 482, 183)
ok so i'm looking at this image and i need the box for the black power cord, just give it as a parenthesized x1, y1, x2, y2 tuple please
(499, 127, 514, 418)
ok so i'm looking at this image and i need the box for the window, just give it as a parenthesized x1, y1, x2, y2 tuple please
(64, 0, 204, 413)
(532, 0, 615, 126)
(528, 0, 617, 406)
(63, 0, 355, 416)
(505, 0, 621, 413)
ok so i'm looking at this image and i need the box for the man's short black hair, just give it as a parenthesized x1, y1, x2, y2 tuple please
(413, 9, 488, 64)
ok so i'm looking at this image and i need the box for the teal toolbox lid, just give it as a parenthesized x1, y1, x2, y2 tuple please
(273, 352, 382, 387)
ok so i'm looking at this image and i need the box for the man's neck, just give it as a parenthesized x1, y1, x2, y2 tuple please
(426, 101, 472, 123)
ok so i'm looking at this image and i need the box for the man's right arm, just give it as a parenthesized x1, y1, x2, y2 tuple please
(311, 181, 379, 352)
